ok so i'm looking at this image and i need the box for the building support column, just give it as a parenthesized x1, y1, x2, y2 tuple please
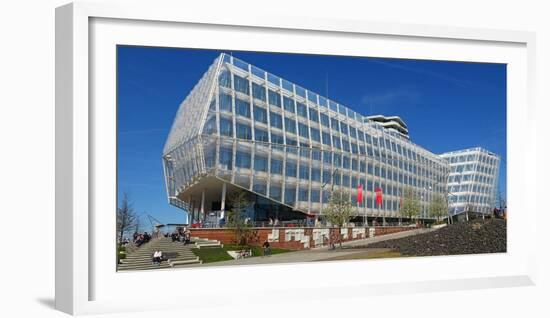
(189, 195, 194, 223)
(200, 188, 206, 223)
(220, 182, 227, 219)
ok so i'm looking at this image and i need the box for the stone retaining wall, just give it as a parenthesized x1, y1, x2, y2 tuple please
(190, 226, 416, 250)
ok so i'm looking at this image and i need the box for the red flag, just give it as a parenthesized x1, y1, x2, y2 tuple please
(357, 183, 363, 205)
(375, 187, 383, 206)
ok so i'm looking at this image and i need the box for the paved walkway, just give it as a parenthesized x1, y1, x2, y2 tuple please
(196, 227, 437, 267)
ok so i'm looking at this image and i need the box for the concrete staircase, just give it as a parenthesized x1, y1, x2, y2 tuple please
(118, 237, 201, 271)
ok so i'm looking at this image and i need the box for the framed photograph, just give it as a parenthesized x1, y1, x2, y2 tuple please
(56, 1, 536, 315)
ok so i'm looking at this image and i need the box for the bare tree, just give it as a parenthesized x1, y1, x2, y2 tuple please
(226, 191, 252, 246)
(117, 193, 138, 247)
(322, 189, 354, 228)
(401, 186, 421, 222)
(428, 193, 448, 222)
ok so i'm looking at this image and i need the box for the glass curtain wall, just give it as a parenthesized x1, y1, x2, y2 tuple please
(165, 53, 450, 219)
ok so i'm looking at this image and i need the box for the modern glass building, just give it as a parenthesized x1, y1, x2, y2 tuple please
(440, 147, 500, 218)
(162, 53, 463, 225)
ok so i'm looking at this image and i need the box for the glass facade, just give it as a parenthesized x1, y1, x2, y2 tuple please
(163, 53, 498, 221)
(440, 147, 500, 216)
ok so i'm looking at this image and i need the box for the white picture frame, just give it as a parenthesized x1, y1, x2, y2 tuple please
(55, 1, 537, 315)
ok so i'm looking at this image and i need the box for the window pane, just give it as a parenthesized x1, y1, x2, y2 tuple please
(236, 150, 251, 168)
(235, 98, 250, 118)
(340, 123, 348, 135)
(270, 185, 282, 201)
(270, 112, 282, 129)
(319, 96, 327, 107)
(219, 93, 232, 113)
(342, 174, 350, 187)
(310, 189, 320, 202)
(254, 128, 269, 142)
(251, 65, 264, 79)
(298, 123, 309, 138)
(285, 117, 296, 134)
(307, 92, 317, 104)
(233, 58, 249, 71)
(271, 133, 284, 144)
(253, 179, 267, 195)
(254, 155, 268, 172)
(285, 161, 297, 177)
(295, 86, 306, 98)
(331, 118, 339, 132)
(282, 79, 293, 92)
(322, 132, 331, 146)
(320, 113, 330, 127)
(252, 82, 266, 101)
(323, 152, 332, 164)
(339, 105, 347, 115)
(349, 127, 357, 139)
(312, 149, 321, 161)
(283, 96, 295, 113)
(323, 170, 331, 183)
(297, 102, 308, 118)
(284, 186, 296, 205)
(286, 136, 297, 146)
(218, 69, 231, 88)
(253, 105, 267, 123)
(329, 100, 338, 112)
(332, 135, 341, 149)
(310, 128, 320, 143)
(343, 156, 350, 169)
(342, 139, 350, 152)
(236, 123, 252, 140)
(203, 116, 217, 135)
(271, 158, 283, 174)
(268, 90, 281, 107)
(309, 107, 319, 122)
(233, 75, 249, 95)
(311, 168, 321, 182)
(299, 162, 310, 180)
(219, 117, 233, 137)
(219, 146, 233, 170)
(298, 188, 309, 201)
(334, 154, 341, 167)
(268, 73, 280, 86)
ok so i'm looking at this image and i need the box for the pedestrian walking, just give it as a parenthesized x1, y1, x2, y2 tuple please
(262, 240, 271, 256)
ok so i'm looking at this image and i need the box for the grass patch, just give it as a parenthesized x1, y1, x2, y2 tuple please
(191, 247, 234, 263)
(223, 244, 293, 257)
(191, 244, 294, 263)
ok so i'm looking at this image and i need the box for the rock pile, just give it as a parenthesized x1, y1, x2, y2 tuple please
(368, 219, 507, 256)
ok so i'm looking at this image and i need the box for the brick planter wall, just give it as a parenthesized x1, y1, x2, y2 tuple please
(190, 226, 416, 250)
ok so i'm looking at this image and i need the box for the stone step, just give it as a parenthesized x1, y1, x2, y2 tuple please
(127, 251, 195, 255)
(126, 249, 196, 254)
(118, 264, 173, 271)
(120, 256, 198, 265)
(120, 254, 197, 264)
(169, 258, 201, 267)
(122, 237, 216, 267)
(118, 258, 201, 271)
(124, 252, 196, 258)
(195, 243, 223, 249)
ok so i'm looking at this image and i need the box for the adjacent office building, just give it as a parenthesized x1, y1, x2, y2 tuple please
(162, 53, 498, 224)
(440, 148, 501, 217)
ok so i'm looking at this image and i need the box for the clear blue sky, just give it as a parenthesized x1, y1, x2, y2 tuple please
(117, 46, 506, 226)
